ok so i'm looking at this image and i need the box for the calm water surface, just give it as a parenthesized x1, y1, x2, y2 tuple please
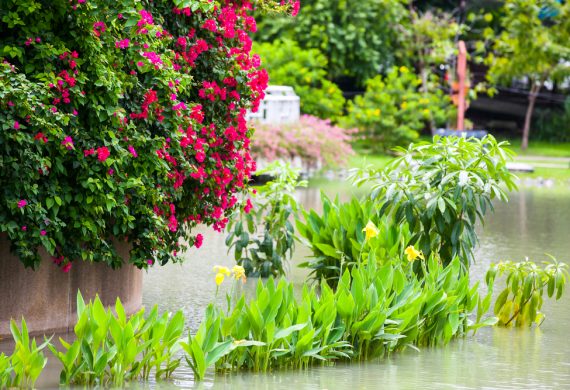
(10, 181, 570, 389)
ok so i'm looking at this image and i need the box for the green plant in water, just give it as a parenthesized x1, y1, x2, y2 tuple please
(6, 318, 50, 389)
(226, 161, 307, 277)
(182, 239, 496, 379)
(181, 304, 236, 381)
(297, 194, 411, 287)
(49, 292, 185, 386)
(0, 353, 13, 388)
(351, 135, 517, 269)
(486, 257, 568, 327)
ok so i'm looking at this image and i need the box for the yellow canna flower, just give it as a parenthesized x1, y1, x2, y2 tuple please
(215, 272, 225, 286)
(405, 245, 424, 262)
(362, 221, 379, 241)
(213, 265, 231, 276)
(232, 265, 246, 283)
(399, 66, 408, 73)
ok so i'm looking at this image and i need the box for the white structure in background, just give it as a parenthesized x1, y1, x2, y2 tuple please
(247, 86, 322, 177)
(246, 86, 300, 124)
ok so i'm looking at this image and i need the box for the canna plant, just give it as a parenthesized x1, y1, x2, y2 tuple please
(182, 243, 497, 380)
(297, 194, 412, 287)
(0, 353, 13, 388)
(49, 292, 185, 386)
(226, 161, 307, 277)
(7, 318, 50, 389)
(486, 257, 568, 327)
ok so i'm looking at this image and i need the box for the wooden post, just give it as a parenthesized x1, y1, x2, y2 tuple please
(457, 40, 467, 131)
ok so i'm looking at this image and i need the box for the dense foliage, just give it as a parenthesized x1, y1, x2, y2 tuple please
(351, 135, 517, 269)
(253, 39, 345, 119)
(187, 254, 495, 378)
(0, 0, 295, 269)
(297, 194, 411, 287)
(532, 97, 570, 143)
(255, 0, 408, 85)
(485, 0, 570, 150)
(251, 115, 355, 168)
(344, 67, 451, 151)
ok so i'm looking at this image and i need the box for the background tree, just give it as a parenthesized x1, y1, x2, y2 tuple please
(485, 0, 570, 150)
(255, 0, 409, 87)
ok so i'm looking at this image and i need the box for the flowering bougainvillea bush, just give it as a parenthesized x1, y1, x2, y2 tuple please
(0, 0, 297, 270)
(251, 115, 355, 168)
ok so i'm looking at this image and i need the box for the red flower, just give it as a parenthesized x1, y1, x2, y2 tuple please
(195, 233, 203, 248)
(97, 146, 110, 162)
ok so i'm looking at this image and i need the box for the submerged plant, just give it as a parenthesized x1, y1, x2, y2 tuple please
(486, 257, 568, 327)
(226, 161, 307, 277)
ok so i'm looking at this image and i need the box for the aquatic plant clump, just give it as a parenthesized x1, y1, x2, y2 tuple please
(0, 0, 296, 269)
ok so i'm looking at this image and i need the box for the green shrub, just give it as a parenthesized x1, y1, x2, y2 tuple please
(226, 162, 306, 277)
(532, 97, 570, 143)
(253, 39, 346, 120)
(486, 257, 568, 327)
(251, 115, 355, 168)
(296, 194, 411, 287)
(344, 66, 451, 152)
(351, 135, 517, 269)
(255, 0, 409, 85)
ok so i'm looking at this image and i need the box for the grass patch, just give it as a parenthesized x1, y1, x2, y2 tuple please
(348, 150, 393, 169)
(501, 139, 570, 158)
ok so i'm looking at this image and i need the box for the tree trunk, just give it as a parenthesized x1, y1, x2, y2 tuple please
(521, 83, 541, 151)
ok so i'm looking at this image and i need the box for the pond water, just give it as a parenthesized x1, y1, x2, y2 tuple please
(7, 181, 570, 389)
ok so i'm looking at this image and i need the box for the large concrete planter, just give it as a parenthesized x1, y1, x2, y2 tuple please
(0, 234, 142, 337)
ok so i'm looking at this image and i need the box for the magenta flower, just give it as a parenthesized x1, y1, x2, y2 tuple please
(17, 199, 27, 208)
(14, 121, 20, 130)
(40, 230, 47, 236)
(195, 233, 203, 248)
(115, 39, 130, 49)
(93, 21, 106, 37)
(22, 226, 27, 231)
(61, 136, 74, 150)
(62, 263, 72, 273)
(128, 145, 138, 157)
(97, 146, 110, 162)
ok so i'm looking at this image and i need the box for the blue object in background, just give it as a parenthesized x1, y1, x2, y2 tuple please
(435, 129, 488, 139)
(539, 0, 562, 20)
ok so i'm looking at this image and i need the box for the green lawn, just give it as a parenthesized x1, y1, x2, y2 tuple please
(499, 139, 570, 158)
(347, 140, 570, 183)
(348, 151, 394, 169)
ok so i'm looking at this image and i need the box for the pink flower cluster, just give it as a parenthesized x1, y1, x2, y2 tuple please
(252, 115, 355, 168)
